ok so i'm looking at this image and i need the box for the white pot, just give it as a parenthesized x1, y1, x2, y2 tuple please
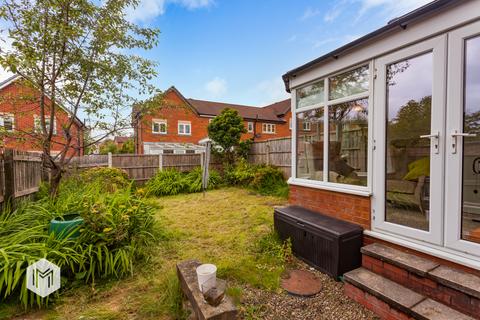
(196, 264, 217, 293)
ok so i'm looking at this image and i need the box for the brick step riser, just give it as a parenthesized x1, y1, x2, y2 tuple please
(362, 255, 480, 319)
(344, 282, 414, 320)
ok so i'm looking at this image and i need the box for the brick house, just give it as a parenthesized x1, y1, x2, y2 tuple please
(282, 0, 480, 318)
(132, 86, 290, 154)
(0, 75, 85, 156)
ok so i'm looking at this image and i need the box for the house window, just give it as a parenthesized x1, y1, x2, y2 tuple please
(295, 64, 370, 188)
(303, 121, 311, 131)
(34, 115, 57, 135)
(152, 119, 167, 134)
(0, 114, 14, 132)
(178, 121, 191, 135)
(262, 123, 276, 134)
(289, 118, 292, 130)
(247, 122, 254, 133)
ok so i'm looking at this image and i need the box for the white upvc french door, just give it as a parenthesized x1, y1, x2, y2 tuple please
(445, 21, 480, 257)
(372, 35, 447, 245)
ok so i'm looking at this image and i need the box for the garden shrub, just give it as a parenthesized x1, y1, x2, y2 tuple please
(145, 169, 186, 196)
(250, 165, 288, 197)
(223, 160, 288, 198)
(145, 168, 222, 196)
(80, 167, 131, 192)
(0, 173, 156, 308)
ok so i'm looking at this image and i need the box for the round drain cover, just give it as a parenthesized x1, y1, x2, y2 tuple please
(281, 269, 322, 297)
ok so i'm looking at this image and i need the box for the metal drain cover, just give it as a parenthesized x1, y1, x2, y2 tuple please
(281, 269, 322, 297)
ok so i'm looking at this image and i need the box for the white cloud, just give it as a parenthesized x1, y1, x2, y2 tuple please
(205, 77, 227, 98)
(300, 7, 321, 21)
(256, 77, 289, 105)
(127, 0, 214, 23)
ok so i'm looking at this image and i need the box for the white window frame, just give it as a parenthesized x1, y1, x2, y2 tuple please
(152, 119, 167, 134)
(34, 115, 57, 135)
(262, 123, 276, 134)
(289, 62, 373, 196)
(0, 113, 14, 132)
(178, 121, 191, 135)
(247, 122, 254, 133)
(302, 121, 311, 131)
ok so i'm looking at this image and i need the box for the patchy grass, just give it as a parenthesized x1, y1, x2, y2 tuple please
(2, 188, 288, 320)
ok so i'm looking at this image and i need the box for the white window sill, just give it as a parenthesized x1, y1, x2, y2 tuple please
(178, 134, 192, 136)
(152, 132, 167, 135)
(288, 177, 372, 197)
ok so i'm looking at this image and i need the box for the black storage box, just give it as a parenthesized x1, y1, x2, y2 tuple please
(274, 205, 363, 279)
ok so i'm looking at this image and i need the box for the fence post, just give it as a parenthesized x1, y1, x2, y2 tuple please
(266, 142, 271, 165)
(3, 149, 15, 205)
(108, 152, 112, 168)
(158, 154, 163, 171)
(200, 152, 204, 169)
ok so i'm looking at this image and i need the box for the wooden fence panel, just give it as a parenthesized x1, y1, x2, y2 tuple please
(248, 137, 292, 177)
(162, 154, 202, 172)
(69, 154, 108, 168)
(112, 154, 161, 182)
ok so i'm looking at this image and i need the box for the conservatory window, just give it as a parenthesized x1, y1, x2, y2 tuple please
(294, 64, 370, 188)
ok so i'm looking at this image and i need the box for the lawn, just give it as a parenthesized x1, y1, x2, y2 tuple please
(2, 187, 375, 320)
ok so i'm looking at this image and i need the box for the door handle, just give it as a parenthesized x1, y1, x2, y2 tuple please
(451, 130, 477, 154)
(419, 131, 439, 154)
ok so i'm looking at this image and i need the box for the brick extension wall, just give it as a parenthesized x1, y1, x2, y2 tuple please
(288, 184, 371, 230)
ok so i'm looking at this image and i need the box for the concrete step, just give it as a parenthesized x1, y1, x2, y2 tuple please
(344, 268, 475, 320)
(361, 243, 480, 319)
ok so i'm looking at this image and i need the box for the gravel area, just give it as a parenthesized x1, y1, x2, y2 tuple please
(237, 260, 379, 320)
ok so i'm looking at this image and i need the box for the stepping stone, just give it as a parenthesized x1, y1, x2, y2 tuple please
(281, 269, 322, 296)
(429, 265, 480, 299)
(361, 243, 439, 276)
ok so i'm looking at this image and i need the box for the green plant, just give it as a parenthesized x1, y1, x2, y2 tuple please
(250, 165, 288, 197)
(183, 167, 222, 193)
(80, 167, 131, 192)
(207, 108, 247, 165)
(145, 169, 186, 196)
(0, 174, 156, 308)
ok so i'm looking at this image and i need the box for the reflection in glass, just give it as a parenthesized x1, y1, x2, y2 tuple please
(328, 99, 368, 186)
(462, 36, 480, 244)
(329, 65, 369, 100)
(385, 53, 432, 231)
(297, 81, 324, 109)
(296, 108, 324, 180)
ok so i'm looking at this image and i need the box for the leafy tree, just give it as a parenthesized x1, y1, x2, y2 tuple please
(99, 140, 118, 155)
(0, 0, 159, 195)
(388, 96, 432, 148)
(119, 138, 134, 154)
(207, 108, 247, 165)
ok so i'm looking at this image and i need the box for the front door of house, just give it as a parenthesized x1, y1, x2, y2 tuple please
(373, 35, 447, 245)
(445, 21, 480, 257)
(373, 22, 480, 259)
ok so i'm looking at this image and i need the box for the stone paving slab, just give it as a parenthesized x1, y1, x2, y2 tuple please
(412, 298, 475, 320)
(429, 265, 480, 300)
(361, 243, 439, 276)
(344, 267, 424, 314)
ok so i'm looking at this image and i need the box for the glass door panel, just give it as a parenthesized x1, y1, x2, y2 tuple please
(385, 53, 432, 231)
(461, 36, 480, 245)
(446, 21, 480, 256)
(373, 35, 446, 245)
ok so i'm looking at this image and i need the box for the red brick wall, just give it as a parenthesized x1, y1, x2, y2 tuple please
(135, 90, 291, 153)
(289, 184, 371, 230)
(0, 82, 84, 156)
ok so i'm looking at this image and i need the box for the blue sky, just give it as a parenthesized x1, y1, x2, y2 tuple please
(0, 0, 434, 107)
(133, 0, 433, 106)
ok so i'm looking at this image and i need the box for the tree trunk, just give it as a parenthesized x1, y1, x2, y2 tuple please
(49, 165, 63, 197)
